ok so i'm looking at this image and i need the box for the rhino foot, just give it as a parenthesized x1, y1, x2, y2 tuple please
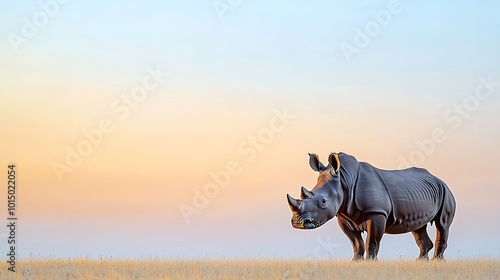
(352, 255, 364, 262)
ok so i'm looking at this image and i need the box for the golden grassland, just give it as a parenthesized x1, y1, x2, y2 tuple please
(1, 259, 499, 280)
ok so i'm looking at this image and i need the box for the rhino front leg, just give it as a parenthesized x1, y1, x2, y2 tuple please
(365, 214, 386, 260)
(337, 218, 364, 261)
(411, 224, 433, 260)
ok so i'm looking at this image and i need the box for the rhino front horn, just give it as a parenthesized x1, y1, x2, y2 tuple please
(287, 194, 301, 212)
(301, 186, 314, 199)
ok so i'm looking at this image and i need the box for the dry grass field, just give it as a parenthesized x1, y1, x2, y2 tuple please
(1, 259, 499, 279)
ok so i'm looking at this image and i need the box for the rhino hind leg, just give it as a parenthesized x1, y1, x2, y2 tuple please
(337, 218, 365, 261)
(365, 214, 386, 260)
(411, 224, 433, 260)
(432, 225, 449, 260)
(432, 188, 456, 260)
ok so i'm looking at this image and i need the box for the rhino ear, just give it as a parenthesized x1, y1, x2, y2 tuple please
(328, 153, 341, 176)
(308, 153, 326, 172)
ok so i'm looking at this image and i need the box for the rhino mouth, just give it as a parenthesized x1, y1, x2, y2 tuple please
(293, 216, 323, 229)
(304, 218, 323, 229)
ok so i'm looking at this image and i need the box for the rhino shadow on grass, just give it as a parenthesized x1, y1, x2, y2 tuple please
(287, 152, 456, 261)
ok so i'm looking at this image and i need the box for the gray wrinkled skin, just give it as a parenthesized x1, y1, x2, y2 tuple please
(287, 152, 456, 261)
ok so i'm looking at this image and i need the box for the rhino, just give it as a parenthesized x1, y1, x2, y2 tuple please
(287, 152, 456, 260)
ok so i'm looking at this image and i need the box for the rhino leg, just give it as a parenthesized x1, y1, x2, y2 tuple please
(337, 218, 364, 261)
(365, 214, 386, 260)
(432, 225, 449, 260)
(411, 224, 433, 260)
(432, 189, 455, 260)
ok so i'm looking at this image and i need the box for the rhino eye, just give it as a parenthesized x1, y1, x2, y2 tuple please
(318, 197, 328, 209)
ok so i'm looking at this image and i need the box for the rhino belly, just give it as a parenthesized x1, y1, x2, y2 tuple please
(385, 216, 432, 234)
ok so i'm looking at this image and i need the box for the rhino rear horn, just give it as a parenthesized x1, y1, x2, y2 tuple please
(300, 186, 314, 199)
(287, 194, 301, 212)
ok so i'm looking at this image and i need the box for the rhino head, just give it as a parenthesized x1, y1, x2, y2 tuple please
(287, 153, 343, 229)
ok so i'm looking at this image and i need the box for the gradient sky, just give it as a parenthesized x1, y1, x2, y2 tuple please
(1, 1, 500, 259)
